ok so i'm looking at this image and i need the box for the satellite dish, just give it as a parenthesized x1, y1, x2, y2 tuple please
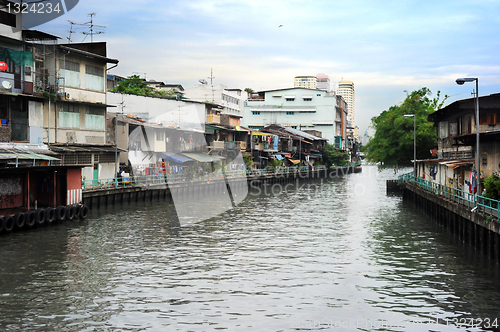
(2, 81, 11, 89)
(199, 79, 207, 85)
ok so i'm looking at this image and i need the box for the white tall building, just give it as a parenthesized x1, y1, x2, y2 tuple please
(337, 80, 355, 128)
(294, 76, 317, 89)
(183, 84, 246, 116)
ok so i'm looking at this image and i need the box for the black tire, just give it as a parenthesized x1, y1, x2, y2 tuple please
(0, 217, 4, 232)
(74, 204, 82, 218)
(46, 207, 55, 223)
(14, 212, 25, 229)
(4, 215, 14, 232)
(56, 206, 66, 221)
(66, 205, 75, 221)
(79, 204, 89, 219)
(35, 208, 46, 225)
(25, 211, 36, 228)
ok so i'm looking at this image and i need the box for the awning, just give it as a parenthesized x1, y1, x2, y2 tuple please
(180, 152, 223, 163)
(251, 132, 273, 136)
(438, 160, 474, 169)
(0, 153, 60, 161)
(288, 158, 300, 164)
(275, 155, 283, 160)
(162, 152, 194, 164)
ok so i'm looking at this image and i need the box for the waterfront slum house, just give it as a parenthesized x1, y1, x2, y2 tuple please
(0, 10, 111, 214)
(206, 107, 248, 162)
(260, 124, 327, 167)
(421, 93, 500, 192)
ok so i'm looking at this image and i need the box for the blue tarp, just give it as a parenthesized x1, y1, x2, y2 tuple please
(162, 152, 194, 164)
(275, 155, 283, 160)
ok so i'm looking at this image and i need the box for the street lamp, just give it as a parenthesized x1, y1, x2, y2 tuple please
(456, 77, 479, 195)
(404, 114, 416, 176)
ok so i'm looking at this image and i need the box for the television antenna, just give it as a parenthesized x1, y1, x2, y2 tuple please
(81, 13, 106, 43)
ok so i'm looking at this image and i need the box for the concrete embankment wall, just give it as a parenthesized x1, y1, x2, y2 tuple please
(402, 182, 500, 262)
(83, 166, 362, 210)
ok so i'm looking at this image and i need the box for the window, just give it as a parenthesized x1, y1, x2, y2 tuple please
(85, 64, 104, 91)
(60, 60, 80, 88)
(482, 153, 488, 166)
(85, 106, 104, 130)
(291, 126, 297, 129)
(249, 125, 263, 130)
(157, 131, 164, 141)
(317, 94, 321, 96)
(285, 98, 295, 101)
(439, 121, 449, 138)
(59, 103, 80, 128)
(252, 111, 260, 115)
(286, 111, 295, 115)
(303, 98, 312, 101)
(0, 11, 16, 27)
(479, 113, 500, 125)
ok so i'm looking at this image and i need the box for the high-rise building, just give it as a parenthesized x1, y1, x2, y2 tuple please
(316, 74, 330, 91)
(337, 80, 355, 128)
(294, 76, 317, 89)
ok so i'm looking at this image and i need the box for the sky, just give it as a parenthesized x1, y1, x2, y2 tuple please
(38, 0, 500, 135)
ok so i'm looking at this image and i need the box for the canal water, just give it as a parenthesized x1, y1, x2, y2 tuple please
(1, 165, 500, 331)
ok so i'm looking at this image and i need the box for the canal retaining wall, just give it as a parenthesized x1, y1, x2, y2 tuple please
(83, 166, 362, 210)
(402, 182, 500, 262)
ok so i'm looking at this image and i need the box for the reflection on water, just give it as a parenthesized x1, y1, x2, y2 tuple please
(1, 166, 500, 331)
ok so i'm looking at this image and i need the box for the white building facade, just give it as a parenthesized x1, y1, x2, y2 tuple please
(244, 88, 347, 148)
(183, 84, 245, 117)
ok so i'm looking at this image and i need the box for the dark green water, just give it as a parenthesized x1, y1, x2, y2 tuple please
(1, 165, 500, 331)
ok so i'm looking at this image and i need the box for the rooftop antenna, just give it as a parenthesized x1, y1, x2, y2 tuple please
(208, 68, 215, 102)
(81, 13, 106, 43)
(67, 20, 76, 43)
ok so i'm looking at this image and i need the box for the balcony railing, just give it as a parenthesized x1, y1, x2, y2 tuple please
(399, 173, 500, 218)
(206, 114, 220, 124)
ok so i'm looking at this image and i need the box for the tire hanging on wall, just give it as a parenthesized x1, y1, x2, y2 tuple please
(56, 206, 66, 221)
(14, 212, 25, 229)
(66, 205, 75, 221)
(4, 215, 14, 232)
(79, 204, 89, 219)
(0, 216, 3, 232)
(45, 207, 55, 223)
(35, 208, 46, 225)
(25, 211, 36, 228)
(74, 204, 82, 219)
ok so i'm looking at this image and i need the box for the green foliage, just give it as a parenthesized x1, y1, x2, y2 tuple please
(243, 154, 254, 171)
(483, 172, 500, 200)
(244, 88, 255, 94)
(109, 75, 175, 98)
(364, 87, 448, 165)
(319, 143, 349, 167)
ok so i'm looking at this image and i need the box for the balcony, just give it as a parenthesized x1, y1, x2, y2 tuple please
(206, 114, 221, 124)
(213, 141, 224, 149)
(235, 141, 247, 151)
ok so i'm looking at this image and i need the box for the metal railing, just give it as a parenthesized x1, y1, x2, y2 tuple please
(82, 164, 362, 191)
(398, 172, 500, 218)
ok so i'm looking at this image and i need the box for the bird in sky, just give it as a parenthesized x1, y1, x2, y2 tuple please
(278, 24, 283, 28)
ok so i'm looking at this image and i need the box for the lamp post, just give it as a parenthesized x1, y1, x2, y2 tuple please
(456, 77, 479, 195)
(404, 114, 416, 176)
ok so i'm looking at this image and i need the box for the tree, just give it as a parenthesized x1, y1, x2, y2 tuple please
(244, 88, 255, 94)
(364, 88, 447, 165)
(319, 143, 349, 167)
(109, 75, 175, 98)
